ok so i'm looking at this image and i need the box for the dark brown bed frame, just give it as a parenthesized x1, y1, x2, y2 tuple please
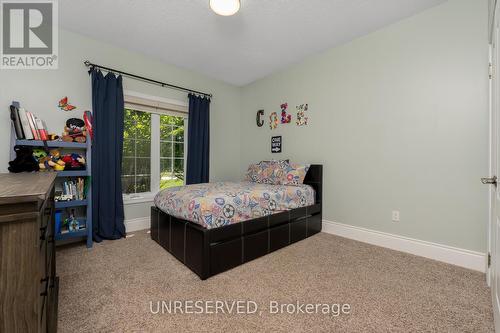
(150, 164, 323, 280)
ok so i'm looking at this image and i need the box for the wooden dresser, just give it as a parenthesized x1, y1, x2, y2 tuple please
(0, 173, 59, 333)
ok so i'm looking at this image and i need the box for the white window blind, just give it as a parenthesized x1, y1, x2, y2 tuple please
(124, 95, 188, 117)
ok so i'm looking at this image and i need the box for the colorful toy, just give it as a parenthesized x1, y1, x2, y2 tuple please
(54, 210, 62, 234)
(84, 111, 93, 139)
(38, 149, 65, 171)
(62, 118, 86, 143)
(61, 153, 86, 170)
(47, 134, 60, 141)
(269, 112, 279, 130)
(58, 96, 77, 111)
(8, 146, 40, 173)
(64, 210, 80, 232)
(280, 103, 291, 124)
(32, 148, 47, 161)
(55, 194, 73, 202)
(296, 104, 309, 126)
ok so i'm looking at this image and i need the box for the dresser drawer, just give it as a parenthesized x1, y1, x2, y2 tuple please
(0, 173, 57, 333)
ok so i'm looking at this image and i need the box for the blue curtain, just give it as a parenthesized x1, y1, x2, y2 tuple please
(90, 69, 126, 241)
(186, 94, 210, 184)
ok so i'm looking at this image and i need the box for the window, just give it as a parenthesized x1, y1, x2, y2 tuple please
(122, 109, 152, 194)
(160, 115, 185, 189)
(121, 94, 188, 197)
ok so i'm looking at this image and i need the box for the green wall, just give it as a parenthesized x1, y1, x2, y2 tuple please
(0, 0, 490, 252)
(0, 29, 242, 220)
(240, 0, 489, 252)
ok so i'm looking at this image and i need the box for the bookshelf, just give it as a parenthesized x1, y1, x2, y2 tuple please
(10, 118, 93, 249)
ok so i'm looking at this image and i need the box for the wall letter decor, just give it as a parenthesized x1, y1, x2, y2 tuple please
(256, 109, 264, 127)
(269, 112, 279, 130)
(296, 104, 309, 126)
(280, 103, 291, 124)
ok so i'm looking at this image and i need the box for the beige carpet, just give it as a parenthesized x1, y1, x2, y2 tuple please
(57, 231, 494, 332)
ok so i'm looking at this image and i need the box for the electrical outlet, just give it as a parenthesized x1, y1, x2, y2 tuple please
(392, 210, 400, 222)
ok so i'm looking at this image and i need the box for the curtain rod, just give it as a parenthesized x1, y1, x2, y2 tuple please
(83, 60, 213, 98)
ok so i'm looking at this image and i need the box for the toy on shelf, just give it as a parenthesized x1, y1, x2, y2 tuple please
(33, 148, 47, 161)
(62, 118, 86, 143)
(61, 153, 86, 170)
(55, 194, 73, 202)
(38, 149, 65, 171)
(58, 97, 77, 112)
(55, 210, 62, 234)
(64, 210, 80, 232)
(8, 146, 40, 173)
(84, 111, 93, 139)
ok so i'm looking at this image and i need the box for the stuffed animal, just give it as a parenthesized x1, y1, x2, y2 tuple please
(32, 148, 47, 161)
(64, 210, 80, 232)
(61, 153, 86, 170)
(8, 146, 40, 173)
(62, 118, 86, 143)
(39, 149, 65, 171)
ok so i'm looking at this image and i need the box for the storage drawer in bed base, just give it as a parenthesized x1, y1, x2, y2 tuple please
(150, 205, 322, 280)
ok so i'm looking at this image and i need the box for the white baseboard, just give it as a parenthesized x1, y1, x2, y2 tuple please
(322, 220, 486, 273)
(125, 217, 150, 233)
(123, 217, 486, 272)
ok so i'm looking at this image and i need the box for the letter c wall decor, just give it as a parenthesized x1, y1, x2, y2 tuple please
(256, 109, 264, 127)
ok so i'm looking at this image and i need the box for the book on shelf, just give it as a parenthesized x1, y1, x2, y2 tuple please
(26, 111, 40, 140)
(60, 178, 86, 201)
(17, 108, 34, 140)
(9, 102, 51, 141)
(10, 105, 24, 139)
(35, 117, 48, 141)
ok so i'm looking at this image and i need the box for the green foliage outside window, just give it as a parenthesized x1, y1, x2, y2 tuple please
(122, 109, 151, 194)
(160, 114, 185, 189)
(121, 109, 186, 194)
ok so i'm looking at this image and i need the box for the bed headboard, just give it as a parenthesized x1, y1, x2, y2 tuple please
(304, 164, 322, 205)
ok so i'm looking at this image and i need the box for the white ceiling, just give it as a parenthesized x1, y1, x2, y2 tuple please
(60, 0, 447, 86)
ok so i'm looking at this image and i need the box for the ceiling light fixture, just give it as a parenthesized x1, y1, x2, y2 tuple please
(209, 0, 240, 16)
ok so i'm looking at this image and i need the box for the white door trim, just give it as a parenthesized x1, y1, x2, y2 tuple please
(489, 43, 495, 287)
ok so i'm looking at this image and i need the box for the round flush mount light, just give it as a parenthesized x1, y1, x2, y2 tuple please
(209, 0, 240, 16)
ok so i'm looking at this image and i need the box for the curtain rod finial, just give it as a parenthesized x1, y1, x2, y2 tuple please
(84, 60, 91, 67)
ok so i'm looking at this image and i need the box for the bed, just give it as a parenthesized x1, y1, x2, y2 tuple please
(150, 164, 323, 280)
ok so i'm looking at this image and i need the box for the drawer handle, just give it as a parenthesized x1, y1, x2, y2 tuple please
(40, 277, 49, 296)
(40, 226, 47, 241)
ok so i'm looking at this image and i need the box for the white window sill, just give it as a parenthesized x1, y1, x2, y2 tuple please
(123, 193, 156, 205)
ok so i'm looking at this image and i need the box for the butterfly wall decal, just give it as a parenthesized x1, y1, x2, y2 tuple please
(58, 97, 77, 111)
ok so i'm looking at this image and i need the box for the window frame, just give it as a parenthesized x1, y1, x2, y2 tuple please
(122, 92, 188, 203)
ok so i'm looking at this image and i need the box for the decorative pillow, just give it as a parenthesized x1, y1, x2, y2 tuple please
(245, 163, 262, 182)
(281, 163, 310, 185)
(245, 160, 289, 184)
